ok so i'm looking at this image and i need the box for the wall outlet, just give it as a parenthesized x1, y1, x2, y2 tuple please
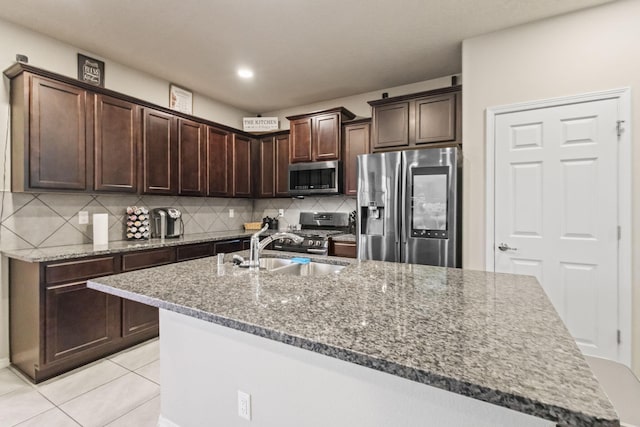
(278, 209, 284, 217)
(78, 211, 89, 225)
(229, 208, 235, 218)
(238, 390, 251, 420)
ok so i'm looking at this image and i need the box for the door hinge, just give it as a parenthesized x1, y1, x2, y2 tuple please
(617, 329, 621, 344)
(617, 120, 626, 137)
(618, 226, 621, 240)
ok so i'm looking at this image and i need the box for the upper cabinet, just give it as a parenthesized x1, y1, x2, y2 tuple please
(11, 74, 90, 192)
(206, 127, 254, 198)
(369, 87, 461, 151)
(141, 108, 177, 195)
(342, 119, 371, 197)
(178, 118, 206, 196)
(286, 107, 355, 163)
(94, 95, 140, 193)
(257, 133, 290, 198)
(231, 134, 253, 197)
(207, 126, 232, 197)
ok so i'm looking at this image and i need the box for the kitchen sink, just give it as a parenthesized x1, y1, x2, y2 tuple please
(259, 258, 294, 270)
(259, 257, 346, 276)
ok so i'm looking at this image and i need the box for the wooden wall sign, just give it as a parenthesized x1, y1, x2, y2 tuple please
(77, 54, 105, 87)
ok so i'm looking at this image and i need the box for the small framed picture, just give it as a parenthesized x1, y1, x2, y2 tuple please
(169, 84, 193, 114)
(77, 54, 105, 87)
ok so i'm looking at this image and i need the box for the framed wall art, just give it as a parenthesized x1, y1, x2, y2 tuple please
(77, 54, 105, 87)
(169, 84, 193, 114)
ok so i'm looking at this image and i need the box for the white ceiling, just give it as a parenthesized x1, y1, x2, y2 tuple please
(0, 0, 613, 113)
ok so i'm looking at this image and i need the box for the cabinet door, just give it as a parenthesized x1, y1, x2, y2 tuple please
(372, 101, 409, 150)
(142, 108, 177, 194)
(45, 282, 120, 364)
(29, 76, 88, 190)
(121, 247, 176, 272)
(122, 299, 159, 338)
(178, 118, 206, 196)
(290, 117, 313, 163)
(258, 137, 275, 198)
(313, 113, 340, 161)
(207, 126, 231, 197)
(343, 122, 370, 196)
(176, 242, 214, 261)
(414, 93, 457, 144)
(94, 95, 139, 192)
(213, 239, 244, 254)
(232, 134, 253, 197)
(274, 133, 290, 197)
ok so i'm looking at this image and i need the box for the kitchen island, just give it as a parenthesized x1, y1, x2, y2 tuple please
(88, 252, 618, 427)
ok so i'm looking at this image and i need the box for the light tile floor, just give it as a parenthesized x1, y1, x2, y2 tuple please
(0, 339, 160, 427)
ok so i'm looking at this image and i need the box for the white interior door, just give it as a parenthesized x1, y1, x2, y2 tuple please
(493, 98, 619, 361)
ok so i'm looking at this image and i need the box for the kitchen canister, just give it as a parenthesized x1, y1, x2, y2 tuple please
(126, 206, 150, 240)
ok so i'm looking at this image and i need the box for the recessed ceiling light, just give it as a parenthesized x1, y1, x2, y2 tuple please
(237, 68, 254, 79)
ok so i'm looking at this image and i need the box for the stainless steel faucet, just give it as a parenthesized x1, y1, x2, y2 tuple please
(248, 224, 304, 269)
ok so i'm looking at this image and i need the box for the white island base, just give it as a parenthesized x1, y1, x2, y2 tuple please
(157, 310, 553, 427)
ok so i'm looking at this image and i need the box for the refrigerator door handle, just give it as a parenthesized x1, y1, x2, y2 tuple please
(399, 155, 406, 263)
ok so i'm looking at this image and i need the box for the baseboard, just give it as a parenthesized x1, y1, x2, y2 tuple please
(157, 414, 181, 427)
(0, 357, 9, 369)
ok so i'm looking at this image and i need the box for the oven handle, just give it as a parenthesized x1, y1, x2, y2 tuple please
(306, 248, 328, 254)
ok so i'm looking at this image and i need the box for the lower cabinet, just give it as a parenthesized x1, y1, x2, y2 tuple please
(44, 282, 120, 364)
(329, 239, 357, 258)
(9, 239, 248, 383)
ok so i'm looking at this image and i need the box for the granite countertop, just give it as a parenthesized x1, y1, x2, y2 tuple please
(1, 230, 256, 263)
(330, 233, 356, 242)
(87, 252, 619, 426)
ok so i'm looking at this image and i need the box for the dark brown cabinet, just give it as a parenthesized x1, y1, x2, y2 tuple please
(287, 107, 355, 163)
(207, 126, 232, 197)
(232, 134, 253, 197)
(369, 87, 461, 151)
(257, 133, 290, 198)
(176, 242, 214, 261)
(10, 255, 127, 383)
(9, 237, 252, 383)
(343, 119, 370, 196)
(142, 108, 177, 195)
(329, 239, 357, 258)
(94, 95, 140, 192)
(258, 137, 275, 197)
(45, 282, 120, 363)
(178, 118, 206, 196)
(11, 74, 90, 192)
(371, 101, 409, 149)
(213, 238, 250, 254)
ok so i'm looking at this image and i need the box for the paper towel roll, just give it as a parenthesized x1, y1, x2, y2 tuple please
(93, 213, 109, 246)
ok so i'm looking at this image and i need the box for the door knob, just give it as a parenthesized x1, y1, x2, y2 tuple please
(498, 243, 517, 251)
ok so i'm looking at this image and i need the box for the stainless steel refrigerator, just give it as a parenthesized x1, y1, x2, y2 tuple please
(357, 147, 461, 267)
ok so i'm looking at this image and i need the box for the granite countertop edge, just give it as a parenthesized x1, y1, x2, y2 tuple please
(1, 230, 257, 263)
(88, 269, 619, 427)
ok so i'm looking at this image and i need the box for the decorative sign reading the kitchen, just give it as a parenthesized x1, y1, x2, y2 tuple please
(77, 54, 105, 87)
(169, 84, 193, 114)
(243, 117, 279, 132)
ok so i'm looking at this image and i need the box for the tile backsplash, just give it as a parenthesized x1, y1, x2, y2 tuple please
(253, 195, 356, 230)
(0, 192, 356, 251)
(0, 192, 253, 251)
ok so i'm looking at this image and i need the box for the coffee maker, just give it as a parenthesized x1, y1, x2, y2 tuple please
(151, 208, 183, 238)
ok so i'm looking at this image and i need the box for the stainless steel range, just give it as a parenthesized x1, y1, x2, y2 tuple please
(271, 212, 349, 255)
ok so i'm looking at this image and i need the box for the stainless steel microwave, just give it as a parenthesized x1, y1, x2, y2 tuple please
(288, 161, 343, 196)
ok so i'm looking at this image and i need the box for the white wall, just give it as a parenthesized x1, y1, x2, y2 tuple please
(461, 0, 640, 375)
(264, 75, 459, 128)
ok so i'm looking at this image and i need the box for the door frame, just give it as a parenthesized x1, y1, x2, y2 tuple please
(485, 88, 632, 366)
